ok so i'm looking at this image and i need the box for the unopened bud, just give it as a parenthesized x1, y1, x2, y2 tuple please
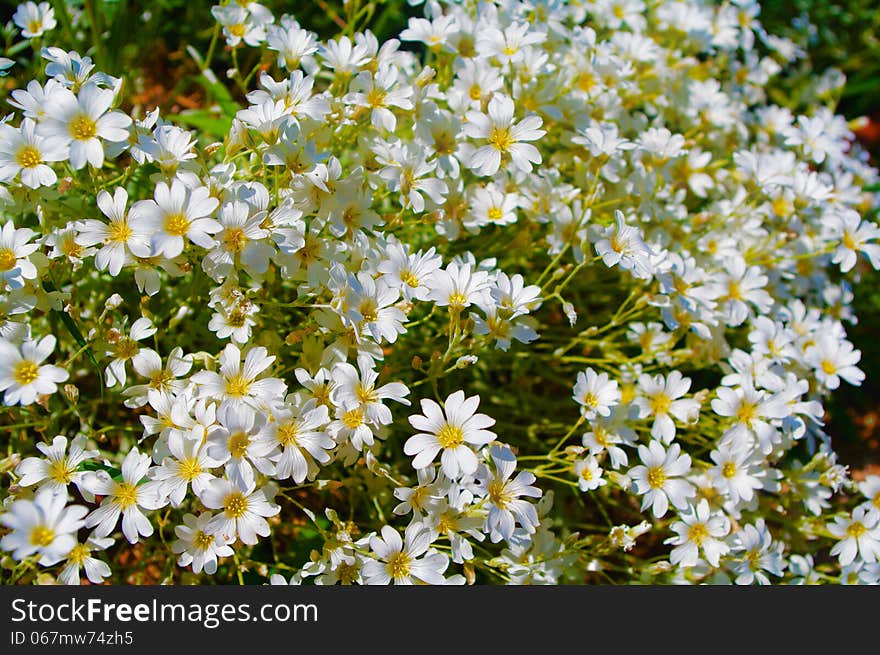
(63, 384, 79, 403)
(105, 293, 123, 310)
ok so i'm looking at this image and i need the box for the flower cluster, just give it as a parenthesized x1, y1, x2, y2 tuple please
(1, 0, 879, 585)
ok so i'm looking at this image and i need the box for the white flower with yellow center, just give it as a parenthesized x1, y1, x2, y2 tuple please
(0, 334, 69, 406)
(0, 487, 87, 565)
(260, 398, 332, 484)
(103, 317, 157, 389)
(75, 187, 152, 276)
(474, 444, 542, 542)
(572, 368, 621, 420)
(83, 447, 165, 544)
(0, 221, 39, 290)
(426, 261, 492, 312)
(629, 440, 695, 518)
(664, 499, 731, 568)
(131, 179, 220, 259)
(12, 2, 56, 39)
(190, 343, 287, 411)
(574, 455, 606, 492)
(828, 507, 880, 566)
(0, 118, 68, 189)
(39, 82, 131, 170)
(633, 371, 700, 444)
(207, 403, 275, 490)
(57, 535, 114, 585)
(202, 478, 280, 546)
(331, 354, 410, 426)
(150, 430, 222, 507)
(362, 523, 450, 585)
(15, 435, 97, 495)
(404, 390, 496, 479)
(464, 94, 545, 176)
(172, 512, 234, 575)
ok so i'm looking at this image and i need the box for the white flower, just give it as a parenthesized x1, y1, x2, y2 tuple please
(261, 399, 332, 483)
(362, 523, 449, 585)
(202, 478, 280, 546)
(13, 2, 56, 38)
(331, 354, 410, 426)
(828, 209, 880, 273)
(104, 317, 157, 388)
(0, 487, 87, 565)
(475, 444, 542, 542)
(574, 455, 606, 492)
(172, 512, 234, 574)
(0, 118, 68, 188)
(0, 221, 39, 290)
(15, 435, 97, 495)
(149, 431, 222, 507)
(405, 390, 497, 479)
(377, 240, 442, 302)
(633, 371, 700, 444)
(708, 443, 764, 506)
(828, 507, 880, 566)
(572, 368, 620, 420)
(804, 334, 864, 390)
(39, 82, 131, 169)
(206, 403, 275, 490)
(57, 535, 114, 585)
(629, 440, 695, 518)
(75, 187, 152, 276)
(595, 211, 653, 279)
(190, 343, 286, 410)
(664, 500, 730, 567)
(344, 66, 413, 131)
(83, 447, 165, 544)
(464, 94, 545, 176)
(728, 520, 786, 585)
(131, 179, 220, 259)
(427, 262, 491, 311)
(0, 334, 68, 406)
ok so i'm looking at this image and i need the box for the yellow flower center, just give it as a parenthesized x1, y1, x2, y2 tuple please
(227, 431, 250, 459)
(341, 407, 364, 429)
(385, 551, 412, 579)
(194, 530, 216, 551)
(276, 421, 300, 447)
(149, 368, 174, 391)
(164, 212, 191, 237)
(177, 457, 203, 481)
(650, 393, 672, 416)
(355, 383, 378, 405)
(69, 114, 98, 141)
(436, 424, 464, 449)
(448, 292, 468, 308)
(29, 525, 55, 547)
(225, 373, 251, 397)
(469, 84, 482, 101)
(579, 465, 594, 481)
(15, 145, 42, 169)
(224, 491, 248, 518)
(27, 19, 41, 34)
(687, 523, 709, 545)
(223, 227, 247, 253)
(359, 300, 378, 323)
(114, 337, 140, 360)
(399, 270, 419, 287)
(488, 479, 513, 508)
(488, 126, 514, 152)
(112, 481, 140, 509)
(735, 401, 757, 427)
(68, 543, 90, 565)
(487, 206, 503, 221)
(842, 231, 858, 251)
(49, 458, 73, 485)
(366, 88, 387, 108)
(727, 280, 743, 301)
(107, 220, 132, 243)
(582, 391, 598, 408)
(821, 360, 837, 375)
(646, 466, 666, 489)
(722, 462, 737, 479)
(229, 23, 248, 37)
(846, 522, 867, 538)
(0, 248, 17, 271)
(13, 360, 40, 386)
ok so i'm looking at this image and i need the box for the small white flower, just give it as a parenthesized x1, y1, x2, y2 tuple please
(664, 499, 730, 567)
(464, 94, 545, 176)
(828, 507, 880, 566)
(572, 368, 620, 420)
(629, 440, 695, 518)
(362, 523, 450, 585)
(15, 435, 97, 494)
(201, 478, 280, 546)
(0, 334, 68, 406)
(404, 390, 496, 479)
(172, 512, 234, 575)
(0, 487, 87, 565)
